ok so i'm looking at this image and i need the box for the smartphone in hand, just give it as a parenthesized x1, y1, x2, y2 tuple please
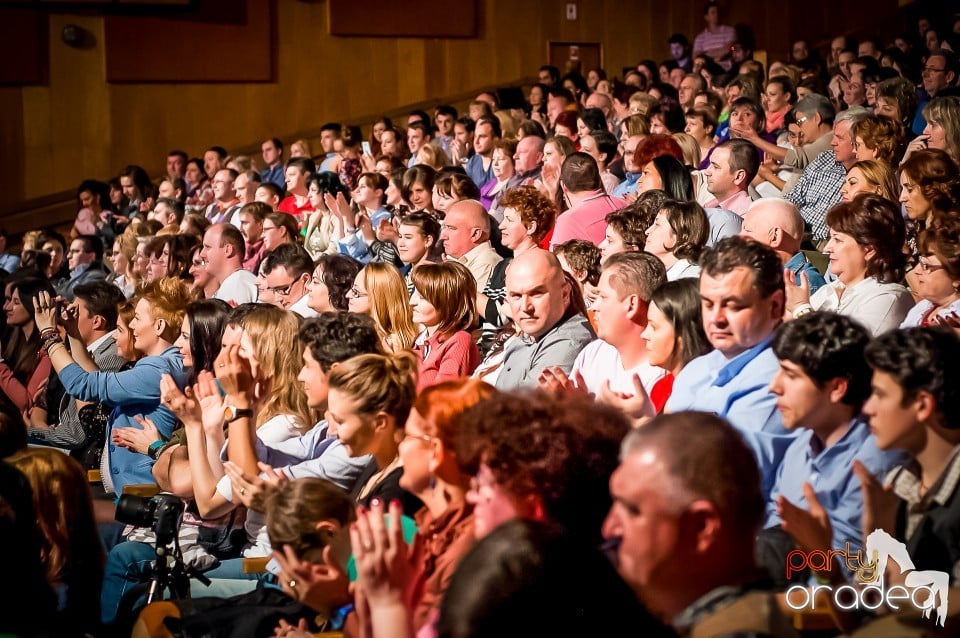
(362, 141, 373, 156)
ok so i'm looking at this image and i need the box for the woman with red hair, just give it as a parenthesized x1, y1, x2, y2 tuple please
(553, 110, 580, 149)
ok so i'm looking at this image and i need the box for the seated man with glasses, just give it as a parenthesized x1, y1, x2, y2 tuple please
(913, 48, 959, 135)
(258, 243, 316, 318)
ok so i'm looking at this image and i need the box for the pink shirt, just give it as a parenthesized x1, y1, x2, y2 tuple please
(705, 189, 753, 218)
(549, 190, 627, 249)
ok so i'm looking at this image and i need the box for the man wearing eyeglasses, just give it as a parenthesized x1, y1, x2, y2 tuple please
(912, 48, 959, 135)
(258, 243, 316, 318)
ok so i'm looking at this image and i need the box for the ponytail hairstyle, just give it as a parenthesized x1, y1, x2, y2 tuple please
(262, 478, 356, 563)
(328, 351, 418, 430)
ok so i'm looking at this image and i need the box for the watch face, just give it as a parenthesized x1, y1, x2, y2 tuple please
(223, 406, 235, 420)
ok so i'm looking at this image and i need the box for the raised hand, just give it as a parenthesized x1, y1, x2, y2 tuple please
(32, 290, 60, 333)
(853, 459, 899, 539)
(160, 374, 202, 427)
(597, 374, 655, 422)
(272, 543, 351, 612)
(195, 370, 227, 434)
(351, 499, 410, 607)
(214, 344, 255, 401)
(223, 460, 288, 511)
(777, 483, 833, 555)
(783, 268, 811, 315)
(537, 366, 589, 397)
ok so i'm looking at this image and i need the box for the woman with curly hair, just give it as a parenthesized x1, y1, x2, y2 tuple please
(306, 253, 362, 314)
(851, 115, 906, 166)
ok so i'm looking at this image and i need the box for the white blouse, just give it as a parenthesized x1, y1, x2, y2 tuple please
(810, 277, 914, 337)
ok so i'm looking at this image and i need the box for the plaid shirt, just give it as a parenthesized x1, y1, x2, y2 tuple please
(783, 150, 846, 241)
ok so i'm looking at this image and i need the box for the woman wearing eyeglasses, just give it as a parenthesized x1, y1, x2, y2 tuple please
(347, 262, 419, 353)
(901, 215, 960, 328)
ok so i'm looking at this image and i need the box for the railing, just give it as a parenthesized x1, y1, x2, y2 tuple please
(1, 77, 534, 244)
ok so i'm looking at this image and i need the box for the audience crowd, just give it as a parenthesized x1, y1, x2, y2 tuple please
(4, 4, 960, 636)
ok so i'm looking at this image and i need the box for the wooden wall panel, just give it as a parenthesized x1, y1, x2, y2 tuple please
(0, 0, 905, 232)
(0, 8, 48, 85)
(104, 0, 273, 82)
(328, 0, 478, 38)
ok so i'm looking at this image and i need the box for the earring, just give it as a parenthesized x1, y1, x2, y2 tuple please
(428, 474, 437, 490)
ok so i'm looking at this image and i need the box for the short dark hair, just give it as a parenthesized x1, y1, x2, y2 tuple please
(588, 129, 618, 164)
(256, 181, 284, 201)
(167, 149, 188, 163)
(156, 197, 185, 223)
(560, 152, 602, 192)
(603, 209, 649, 249)
(264, 213, 300, 245)
(539, 65, 561, 84)
(72, 281, 126, 330)
(315, 254, 363, 311)
(601, 251, 666, 302)
(476, 115, 502, 139)
(298, 312, 383, 372)
(773, 312, 872, 412)
(40, 230, 67, 251)
(435, 104, 458, 119)
(74, 234, 103, 261)
(286, 156, 315, 176)
(320, 122, 342, 135)
(207, 146, 228, 160)
(621, 410, 764, 537)
(719, 139, 760, 185)
(408, 120, 433, 139)
(865, 327, 960, 427)
(218, 224, 246, 257)
(268, 137, 284, 152)
(700, 235, 784, 299)
(261, 243, 314, 279)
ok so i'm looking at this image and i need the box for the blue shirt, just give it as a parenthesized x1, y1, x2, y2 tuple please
(611, 172, 640, 199)
(0, 252, 20, 273)
(337, 207, 393, 263)
(261, 163, 285, 189)
(765, 417, 907, 553)
(785, 251, 826, 295)
(466, 154, 494, 190)
(666, 335, 795, 499)
(252, 420, 371, 489)
(58, 345, 187, 495)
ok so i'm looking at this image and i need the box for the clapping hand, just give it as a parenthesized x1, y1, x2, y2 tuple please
(112, 414, 162, 455)
(32, 290, 61, 333)
(351, 499, 411, 608)
(537, 367, 589, 397)
(272, 543, 351, 613)
(597, 374, 655, 423)
(777, 483, 833, 555)
(223, 460, 288, 511)
(783, 268, 811, 315)
(214, 344, 255, 402)
(160, 374, 201, 428)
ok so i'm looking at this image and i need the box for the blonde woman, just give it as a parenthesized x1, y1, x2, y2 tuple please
(416, 143, 450, 171)
(109, 231, 139, 298)
(839, 160, 899, 203)
(349, 262, 419, 352)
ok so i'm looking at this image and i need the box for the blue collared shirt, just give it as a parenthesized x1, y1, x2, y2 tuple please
(611, 172, 640, 199)
(765, 417, 907, 552)
(666, 335, 795, 499)
(785, 251, 826, 295)
(0, 252, 20, 273)
(261, 163, 285, 189)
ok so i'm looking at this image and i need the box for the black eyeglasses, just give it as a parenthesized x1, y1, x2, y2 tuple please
(264, 280, 298, 296)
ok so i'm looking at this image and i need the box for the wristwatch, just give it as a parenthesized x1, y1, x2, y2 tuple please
(223, 405, 254, 424)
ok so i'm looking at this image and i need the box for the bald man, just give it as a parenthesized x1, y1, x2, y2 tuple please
(740, 198, 826, 294)
(509, 135, 545, 188)
(494, 249, 595, 390)
(440, 199, 502, 291)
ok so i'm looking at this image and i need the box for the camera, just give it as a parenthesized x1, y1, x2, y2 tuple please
(116, 492, 184, 547)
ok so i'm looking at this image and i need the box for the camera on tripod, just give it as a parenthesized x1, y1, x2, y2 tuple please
(116, 492, 185, 547)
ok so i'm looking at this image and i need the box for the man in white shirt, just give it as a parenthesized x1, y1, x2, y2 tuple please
(563, 252, 667, 396)
(201, 224, 258, 306)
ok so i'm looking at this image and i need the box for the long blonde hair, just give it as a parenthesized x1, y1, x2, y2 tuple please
(363, 263, 419, 352)
(242, 305, 312, 431)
